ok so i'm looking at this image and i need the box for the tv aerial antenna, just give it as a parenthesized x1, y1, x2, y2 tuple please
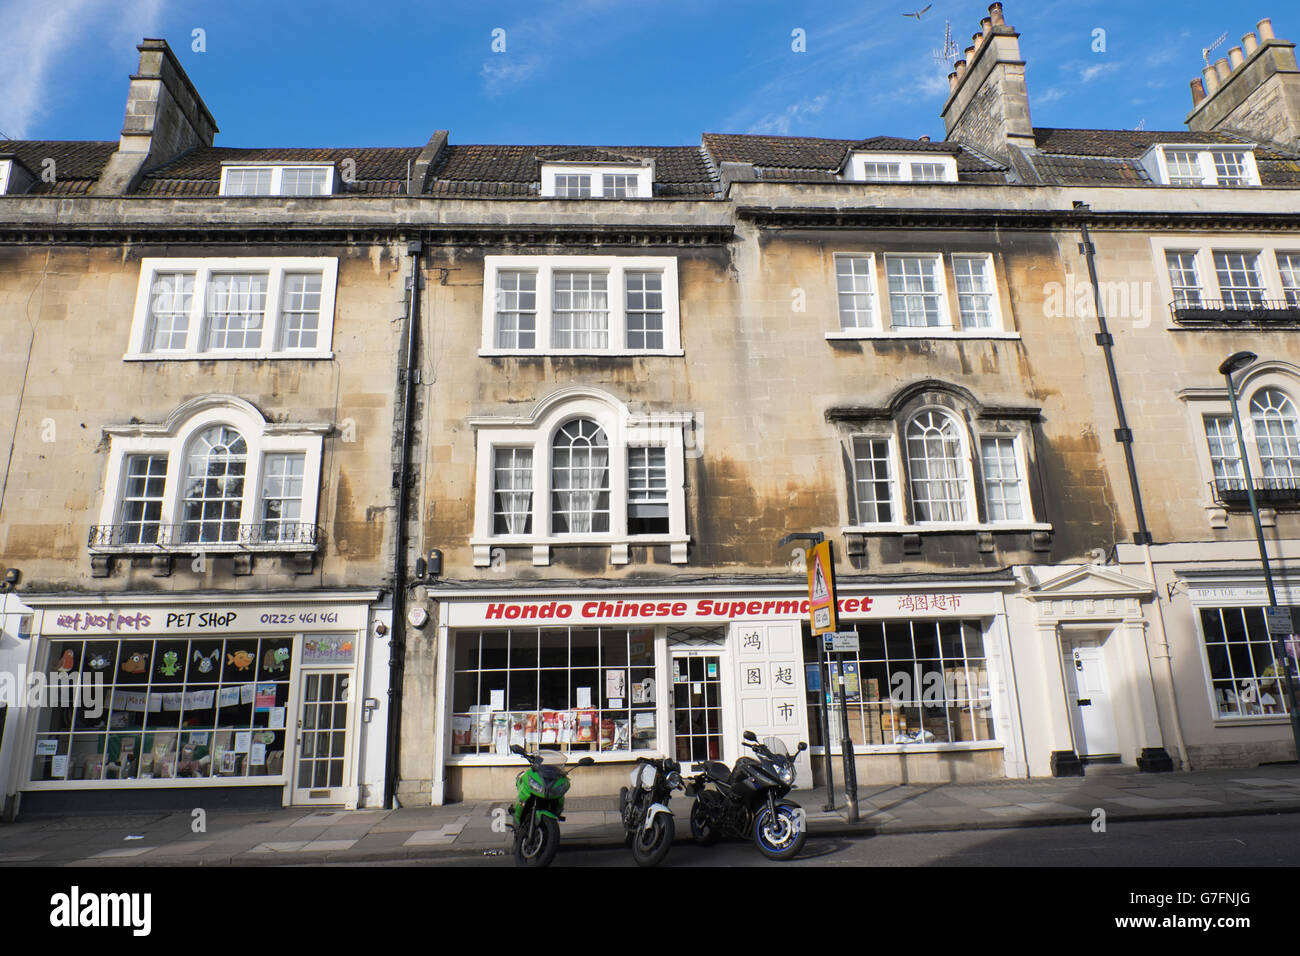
(1201, 32, 1227, 65)
(931, 19, 959, 68)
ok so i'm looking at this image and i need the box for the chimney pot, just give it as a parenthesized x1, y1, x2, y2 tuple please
(1243, 31, 1259, 55)
(1190, 77, 1206, 105)
(980, 17, 992, 37)
(988, 3, 1005, 27)
(1214, 57, 1231, 82)
(954, 59, 967, 81)
(964, 45, 976, 63)
(1229, 46, 1244, 68)
(1202, 64, 1220, 94)
(918, 135, 931, 142)
(1257, 18, 1275, 42)
(948, 70, 959, 92)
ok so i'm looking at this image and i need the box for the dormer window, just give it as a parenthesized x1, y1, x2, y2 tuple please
(1147, 147, 1258, 187)
(219, 164, 334, 197)
(540, 164, 652, 198)
(0, 158, 34, 196)
(845, 153, 957, 183)
(0, 159, 11, 195)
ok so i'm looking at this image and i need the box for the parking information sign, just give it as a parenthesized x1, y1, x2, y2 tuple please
(807, 540, 838, 636)
(1266, 606, 1294, 637)
(824, 631, 859, 653)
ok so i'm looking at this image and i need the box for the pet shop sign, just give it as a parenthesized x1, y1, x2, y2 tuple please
(44, 605, 351, 635)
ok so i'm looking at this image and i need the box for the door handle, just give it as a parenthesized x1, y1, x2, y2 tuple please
(1077, 698, 1092, 706)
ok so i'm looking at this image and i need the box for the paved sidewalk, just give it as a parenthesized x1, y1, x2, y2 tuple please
(1, 765, 1297, 866)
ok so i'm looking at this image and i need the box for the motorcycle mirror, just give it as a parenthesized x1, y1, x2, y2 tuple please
(577, 756, 595, 766)
(742, 730, 758, 742)
(510, 745, 527, 756)
(797, 742, 808, 752)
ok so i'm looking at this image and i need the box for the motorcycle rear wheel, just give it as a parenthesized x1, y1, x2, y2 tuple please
(619, 787, 633, 847)
(753, 802, 806, 861)
(513, 813, 560, 867)
(631, 813, 675, 867)
(689, 798, 720, 847)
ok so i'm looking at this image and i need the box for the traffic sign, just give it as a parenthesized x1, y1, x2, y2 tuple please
(807, 540, 838, 636)
(1266, 606, 1294, 637)
(824, 631, 859, 652)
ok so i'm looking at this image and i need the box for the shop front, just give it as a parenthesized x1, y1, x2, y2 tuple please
(6, 590, 386, 814)
(429, 577, 1024, 803)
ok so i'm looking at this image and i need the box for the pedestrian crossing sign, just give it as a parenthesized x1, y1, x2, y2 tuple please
(807, 540, 837, 636)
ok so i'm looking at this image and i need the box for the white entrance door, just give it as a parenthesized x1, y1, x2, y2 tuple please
(291, 670, 351, 805)
(1063, 637, 1119, 757)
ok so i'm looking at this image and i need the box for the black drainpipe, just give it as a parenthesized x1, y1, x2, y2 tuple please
(1074, 202, 1152, 546)
(383, 238, 423, 809)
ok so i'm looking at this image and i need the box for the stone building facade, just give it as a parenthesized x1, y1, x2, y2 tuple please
(2, 5, 1299, 816)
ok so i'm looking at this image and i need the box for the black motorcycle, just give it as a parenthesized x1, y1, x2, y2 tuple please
(688, 731, 809, 861)
(618, 756, 684, 867)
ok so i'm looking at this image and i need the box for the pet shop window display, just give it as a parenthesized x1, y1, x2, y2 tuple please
(29, 635, 295, 784)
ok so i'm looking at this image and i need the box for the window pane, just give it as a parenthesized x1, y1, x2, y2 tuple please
(1277, 253, 1300, 307)
(1164, 150, 1202, 186)
(1204, 416, 1244, 485)
(1211, 151, 1247, 186)
(886, 257, 943, 328)
(552, 272, 609, 349)
(952, 256, 993, 329)
(835, 256, 875, 330)
(121, 454, 168, 544)
(182, 426, 246, 543)
(223, 167, 273, 195)
(980, 436, 1023, 521)
(1166, 252, 1201, 307)
(495, 271, 537, 349)
(261, 453, 306, 542)
(1200, 607, 1296, 718)
(1213, 252, 1264, 309)
(554, 174, 591, 198)
(1250, 388, 1300, 483)
(280, 273, 323, 349)
(852, 437, 893, 523)
(493, 447, 533, 534)
(907, 411, 968, 521)
(206, 273, 267, 349)
(280, 167, 329, 196)
(148, 272, 195, 350)
(628, 446, 668, 534)
(551, 419, 610, 533)
(625, 271, 664, 349)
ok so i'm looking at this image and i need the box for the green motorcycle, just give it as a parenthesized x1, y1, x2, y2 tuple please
(508, 744, 596, 867)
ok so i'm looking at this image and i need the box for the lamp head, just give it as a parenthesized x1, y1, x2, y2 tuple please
(1219, 351, 1258, 377)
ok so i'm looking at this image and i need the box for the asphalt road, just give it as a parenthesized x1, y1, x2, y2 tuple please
(334, 812, 1300, 867)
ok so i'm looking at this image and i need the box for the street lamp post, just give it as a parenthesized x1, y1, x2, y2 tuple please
(1220, 351, 1300, 760)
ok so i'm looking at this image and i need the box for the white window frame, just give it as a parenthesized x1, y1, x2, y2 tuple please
(841, 418, 1047, 534)
(95, 396, 328, 553)
(469, 388, 691, 566)
(218, 163, 336, 197)
(1179, 365, 1300, 526)
(1144, 146, 1260, 187)
(539, 163, 653, 198)
(0, 159, 11, 195)
(1151, 235, 1294, 321)
(844, 152, 958, 183)
(978, 434, 1031, 523)
(828, 252, 1016, 340)
(126, 257, 338, 360)
(832, 253, 880, 331)
(480, 255, 681, 355)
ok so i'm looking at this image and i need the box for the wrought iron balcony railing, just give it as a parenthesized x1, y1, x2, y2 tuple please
(1210, 476, 1300, 508)
(1172, 298, 1300, 328)
(88, 522, 322, 553)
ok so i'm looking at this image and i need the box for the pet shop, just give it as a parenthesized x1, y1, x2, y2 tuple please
(5, 590, 388, 814)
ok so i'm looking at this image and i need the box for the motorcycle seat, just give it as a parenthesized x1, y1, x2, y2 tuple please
(701, 761, 731, 782)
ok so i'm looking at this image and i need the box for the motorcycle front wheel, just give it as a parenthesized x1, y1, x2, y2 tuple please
(689, 798, 720, 847)
(513, 813, 560, 867)
(631, 813, 675, 867)
(753, 801, 806, 861)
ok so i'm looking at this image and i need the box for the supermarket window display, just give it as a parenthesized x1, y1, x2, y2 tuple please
(801, 619, 993, 748)
(451, 626, 658, 755)
(29, 635, 293, 783)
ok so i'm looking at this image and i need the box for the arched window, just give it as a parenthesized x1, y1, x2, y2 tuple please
(551, 419, 610, 533)
(1250, 388, 1300, 482)
(906, 411, 968, 522)
(183, 425, 247, 543)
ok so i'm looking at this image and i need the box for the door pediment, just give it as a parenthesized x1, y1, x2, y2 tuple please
(1023, 564, 1151, 621)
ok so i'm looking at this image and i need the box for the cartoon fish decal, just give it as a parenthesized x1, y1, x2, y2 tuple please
(121, 652, 149, 674)
(226, 649, 254, 670)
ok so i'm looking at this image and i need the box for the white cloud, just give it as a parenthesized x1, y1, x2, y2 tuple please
(1079, 61, 1121, 83)
(1037, 87, 1067, 105)
(0, 0, 164, 139)
(477, 0, 628, 98)
(747, 95, 829, 136)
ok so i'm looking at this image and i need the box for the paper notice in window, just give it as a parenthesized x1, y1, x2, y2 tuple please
(51, 755, 68, 778)
(490, 689, 505, 712)
(240, 683, 256, 704)
(233, 731, 252, 753)
(250, 742, 267, 767)
(269, 707, 286, 729)
(576, 687, 592, 708)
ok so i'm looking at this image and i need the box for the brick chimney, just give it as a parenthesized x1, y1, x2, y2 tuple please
(940, 3, 1034, 160)
(1186, 18, 1300, 149)
(95, 39, 218, 196)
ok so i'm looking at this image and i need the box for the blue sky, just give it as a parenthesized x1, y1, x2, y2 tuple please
(0, 0, 1269, 146)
